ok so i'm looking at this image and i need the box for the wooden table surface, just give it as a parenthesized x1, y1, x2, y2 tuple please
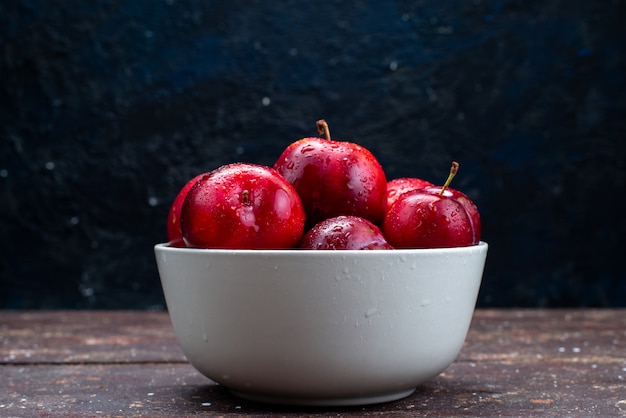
(1, 309, 625, 417)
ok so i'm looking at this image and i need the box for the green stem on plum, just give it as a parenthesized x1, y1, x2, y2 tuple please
(316, 119, 331, 141)
(439, 161, 459, 195)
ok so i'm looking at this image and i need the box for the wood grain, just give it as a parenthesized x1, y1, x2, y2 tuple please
(1, 309, 625, 417)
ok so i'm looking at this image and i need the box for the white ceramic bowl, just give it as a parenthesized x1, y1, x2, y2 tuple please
(155, 242, 488, 406)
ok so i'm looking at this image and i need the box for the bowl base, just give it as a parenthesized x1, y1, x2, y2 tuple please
(229, 387, 416, 406)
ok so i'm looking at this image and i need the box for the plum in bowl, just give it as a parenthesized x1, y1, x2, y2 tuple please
(154, 242, 488, 406)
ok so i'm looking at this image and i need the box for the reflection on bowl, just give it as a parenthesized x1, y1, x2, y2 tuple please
(155, 242, 488, 406)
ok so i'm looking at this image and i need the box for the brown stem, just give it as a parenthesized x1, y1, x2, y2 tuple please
(439, 161, 459, 195)
(316, 119, 331, 141)
(242, 189, 251, 205)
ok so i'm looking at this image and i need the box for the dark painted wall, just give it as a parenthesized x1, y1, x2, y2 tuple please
(1, 0, 625, 309)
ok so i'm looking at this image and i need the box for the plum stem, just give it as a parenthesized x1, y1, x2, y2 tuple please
(316, 119, 331, 141)
(242, 189, 251, 205)
(439, 161, 459, 195)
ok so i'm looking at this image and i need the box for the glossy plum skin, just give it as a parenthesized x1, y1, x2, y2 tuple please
(166, 173, 206, 247)
(421, 186, 481, 243)
(274, 137, 387, 227)
(382, 190, 474, 249)
(386, 177, 434, 209)
(181, 163, 306, 249)
(300, 216, 393, 250)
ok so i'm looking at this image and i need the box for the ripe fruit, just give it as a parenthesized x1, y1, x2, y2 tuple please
(181, 163, 306, 249)
(166, 173, 206, 247)
(382, 162, 478, 248)
(386, 177, 434, 209)
(300, 216, 393, 250)
(274, 120, 387, 227)
(421, 186, 481, 243)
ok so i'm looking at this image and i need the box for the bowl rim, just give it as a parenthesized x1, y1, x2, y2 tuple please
(154, 241, 488, 256)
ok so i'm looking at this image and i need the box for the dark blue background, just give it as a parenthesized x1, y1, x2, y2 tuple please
(2, 0, 625, 309)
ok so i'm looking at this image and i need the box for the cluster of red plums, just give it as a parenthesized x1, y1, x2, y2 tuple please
(166, 120, 481, 250)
